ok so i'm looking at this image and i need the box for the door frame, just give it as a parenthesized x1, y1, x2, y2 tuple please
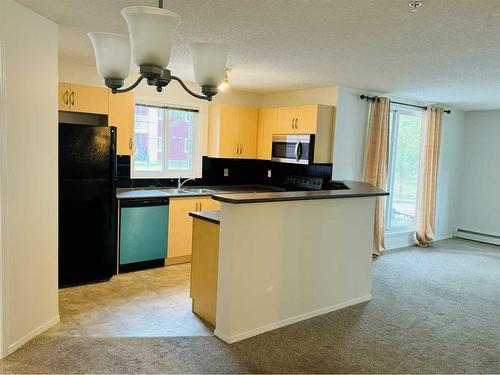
(0, 41, 7, 358)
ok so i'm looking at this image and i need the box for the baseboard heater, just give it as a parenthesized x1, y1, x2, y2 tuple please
(455, 228, 500, 246)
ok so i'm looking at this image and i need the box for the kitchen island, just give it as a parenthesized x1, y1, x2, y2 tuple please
(190, 181, 388, 344)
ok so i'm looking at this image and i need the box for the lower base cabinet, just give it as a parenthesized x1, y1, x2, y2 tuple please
(167, 196, 220, 264)
(190, 217, 220, 325)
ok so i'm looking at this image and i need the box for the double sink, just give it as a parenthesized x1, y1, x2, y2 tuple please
(116, 185, 287, 200)
(159, 188, 216, 195)
(116, 188, 216, 200)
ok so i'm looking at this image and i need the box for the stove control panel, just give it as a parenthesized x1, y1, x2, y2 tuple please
(284, 175, 324, 190)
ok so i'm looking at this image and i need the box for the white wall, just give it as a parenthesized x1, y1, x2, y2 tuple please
(0, 0, 59, 356)
(59, 60, 262, 156)
(434, 109, 466, 240)
(454, 111, 500, 237)
(332, 87, 371, 181)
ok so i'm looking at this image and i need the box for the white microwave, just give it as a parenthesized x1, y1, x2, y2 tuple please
(271, 134, 315, 165)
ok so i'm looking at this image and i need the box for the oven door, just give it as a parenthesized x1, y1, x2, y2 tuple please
(271, 134, 313, 164)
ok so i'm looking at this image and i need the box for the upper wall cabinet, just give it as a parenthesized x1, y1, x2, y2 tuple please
(208, 104, 258, 159)
(58, 82, 109, 115)
(259, 104, 335, 163)
(58, 82, 71, 111)
(109, 91, 135, 156)
(257, 108, 278, 160)
(276, 104, 327, 134)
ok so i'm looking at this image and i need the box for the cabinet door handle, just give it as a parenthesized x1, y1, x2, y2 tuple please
(239, 144, 242, 155)
(63, 90, 69, 105)
(295, 118, 297, 129)
(70, 91, 75, 106)
(199, 202, 202, 211)
(129, 137, 133, 150)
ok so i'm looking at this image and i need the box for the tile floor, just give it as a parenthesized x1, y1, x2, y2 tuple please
(44, 263, 213, 337)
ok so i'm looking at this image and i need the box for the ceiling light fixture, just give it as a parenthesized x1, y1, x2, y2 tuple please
(218, 68, 231, 91)
(408, 1, 423, 12)
(87, 0, 228, 101)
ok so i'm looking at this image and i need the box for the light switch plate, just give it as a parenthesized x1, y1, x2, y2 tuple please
(267, 169, 272, 178)
(224, 168, 229, 177)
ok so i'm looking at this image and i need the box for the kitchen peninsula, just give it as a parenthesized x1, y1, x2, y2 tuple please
(190, 181, 388, 343)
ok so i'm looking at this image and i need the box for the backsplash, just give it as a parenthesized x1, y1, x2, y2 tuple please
(117, 156, 333, 189)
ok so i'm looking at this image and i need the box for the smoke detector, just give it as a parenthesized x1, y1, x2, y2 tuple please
(409, 1, 423, 11)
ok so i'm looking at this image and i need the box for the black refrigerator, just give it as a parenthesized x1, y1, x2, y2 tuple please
(59, 123, 117, 287)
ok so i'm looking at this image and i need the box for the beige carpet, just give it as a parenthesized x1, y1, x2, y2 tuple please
(1, 238, 499, 373)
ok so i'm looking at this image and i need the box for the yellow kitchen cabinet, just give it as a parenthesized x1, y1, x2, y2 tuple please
(208, 104, 240, 158)
(276, 106, 296, 134)
(167, 196, 220, 264)
(109, 91, 135, 156)
(238, 106, 258, 158)
(191, 217, 220, 326)
(58, 82, 109, 115)
(58, 82, 71, 111)
(257, 107, 278, 160)
(208, 104, 258, 159)
(294, 105, 320, 133)
(276, 104, 332, 135)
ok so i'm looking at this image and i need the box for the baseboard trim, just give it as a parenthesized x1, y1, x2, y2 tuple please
(214, 294, 371, 344)
(385, 231, 416, 250)
(435, 233, 453, 241)
(7, 315, 59, 355)
(455, 228, 500, 246)
(165, 255, 191, 265)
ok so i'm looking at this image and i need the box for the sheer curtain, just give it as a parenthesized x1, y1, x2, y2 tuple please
(416, 106, 444, 247)
(364, 97, 390, 255)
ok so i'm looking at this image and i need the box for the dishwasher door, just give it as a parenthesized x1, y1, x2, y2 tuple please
(119, 198, 168, 272)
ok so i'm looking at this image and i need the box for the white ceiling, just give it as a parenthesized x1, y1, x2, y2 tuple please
(15, 0, 500, 110)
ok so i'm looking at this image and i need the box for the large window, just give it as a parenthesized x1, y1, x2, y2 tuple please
(132, 102, 201, 178)
(385, 105, 422, 233)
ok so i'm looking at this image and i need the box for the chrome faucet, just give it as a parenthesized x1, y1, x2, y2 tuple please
(177, 177, 195, 190)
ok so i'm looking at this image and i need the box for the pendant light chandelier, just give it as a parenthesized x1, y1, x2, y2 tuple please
(88, 0, 228, 101)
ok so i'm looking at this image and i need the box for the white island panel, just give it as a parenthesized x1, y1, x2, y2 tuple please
(215, 196, 376, 343)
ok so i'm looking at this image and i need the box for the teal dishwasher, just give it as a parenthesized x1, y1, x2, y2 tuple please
(119, 198, 168, 272)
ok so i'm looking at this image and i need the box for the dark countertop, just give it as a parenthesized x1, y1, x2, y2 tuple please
(211, 181, 388, 204)
(116, 184, 284, 200)
(189, 210, 220, 225)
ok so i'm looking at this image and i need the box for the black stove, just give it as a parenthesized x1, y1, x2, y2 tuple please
(282, 175, 348, 191)
(283, 175, 324, 191)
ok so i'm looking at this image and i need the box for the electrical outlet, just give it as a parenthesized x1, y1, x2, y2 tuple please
(224, 168, 229, 177)
(267, 169, 272, 178)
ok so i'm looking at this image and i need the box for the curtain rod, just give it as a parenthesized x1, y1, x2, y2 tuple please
(359, 95, 451, 114)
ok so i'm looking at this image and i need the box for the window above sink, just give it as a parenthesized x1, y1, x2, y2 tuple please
(131, 102, 202, 179)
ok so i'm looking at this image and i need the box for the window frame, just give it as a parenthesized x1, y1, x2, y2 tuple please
(385, 104, 423, 234)
(131, 99, 202, 179)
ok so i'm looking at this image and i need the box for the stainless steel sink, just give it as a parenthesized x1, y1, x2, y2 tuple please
(158, 188, 216, 195)
(158, 188, 191, 195)
(179, 188, 216, 194)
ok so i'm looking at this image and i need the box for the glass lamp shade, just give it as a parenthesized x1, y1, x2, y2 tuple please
(189, 43, 228, 87)
(121, 6, 180, 68)
(87, 32, 131, 80)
